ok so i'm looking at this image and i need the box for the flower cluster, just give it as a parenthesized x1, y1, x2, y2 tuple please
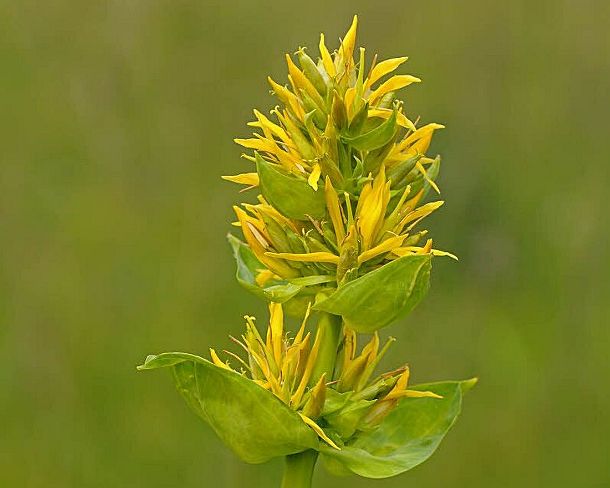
(226, 16, 455, 291)
(208, 302, 440, 450)
(140, 16, 474, 486)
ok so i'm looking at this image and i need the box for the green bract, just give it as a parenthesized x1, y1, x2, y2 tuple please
(314, 254, 432, 332)
(321, 380, 474, 478)
(138, 353, 319, 463)
(139, 352, 475, 475)
(256, 154, 327, 220)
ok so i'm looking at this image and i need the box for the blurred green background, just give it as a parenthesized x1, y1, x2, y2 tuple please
(2, 1, 609, 486)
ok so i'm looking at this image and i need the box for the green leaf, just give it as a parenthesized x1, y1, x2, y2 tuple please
(320, 380, 472, 478)
(313, 254, 432, 332)
(256, 154, 326, 220)
(228, 234, 303, 302)
(341, 108, 397, 151)
(138, 352, 319, 464)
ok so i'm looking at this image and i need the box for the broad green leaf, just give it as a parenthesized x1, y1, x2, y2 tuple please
(314, 254, 432, 332)
(138, 352, 319, 464)
(320, 380, 472, 478)
(256, 154, 326, 220)
(228, 234, 303, 302)
(341, 108, 397, 151)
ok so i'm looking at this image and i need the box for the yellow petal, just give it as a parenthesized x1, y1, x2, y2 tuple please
(267, 76, 305, 121)
(344, 86, 357, 120)
(255, 269, 276, 286)
(369, 107, 416, 131)
(286, 54, 325, 109)
(368, 74, 421, 105)
(366, 56, 408, 89)
(269, 302, 284, 365)
(357, 234, 408, 264)
(234, 137, 271, 151)
(392, 389, 443, 400)
(324, 176, 346, 244)
(403, 123, 445, 145)
(339, 15, 358, 66)
(291, 329, 322, 406)
(265, 251, 340, 264)
(298, 413, 341, 450)
(234, 206, 299, 278)
(222, 173, 259, 186)
(356, 166, 391, 250)
(319, 33, 336, 77)
(397, 201, 444, 232)
(252, 109, 292, 145)
(308, 163, 322, 191)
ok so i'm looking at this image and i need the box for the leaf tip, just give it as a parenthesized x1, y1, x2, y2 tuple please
(460, 377, 479, 394)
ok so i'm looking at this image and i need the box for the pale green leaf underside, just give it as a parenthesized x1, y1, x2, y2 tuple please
(138, 352, 318, 464)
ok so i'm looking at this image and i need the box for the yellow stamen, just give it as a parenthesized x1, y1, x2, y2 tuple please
(415, 161, 440, 194)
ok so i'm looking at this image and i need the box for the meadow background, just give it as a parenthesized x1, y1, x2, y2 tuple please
(2, 1, 609, 486)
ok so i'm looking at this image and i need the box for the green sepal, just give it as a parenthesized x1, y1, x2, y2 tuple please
(229, 234, 336, 317)
(314, 254, 432, 332)
(321, 389, 353, 416)
(341, 106, 397, 151)
(324, 399, 375, 439)
(256, 154, 326, 220)
(228, 233, 303, 302)
(138, 352, 319, 464)
(320, 379, 475, 478)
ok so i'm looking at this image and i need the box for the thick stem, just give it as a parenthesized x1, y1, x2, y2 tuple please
(281, 450, 318, 488)
(309, 312, 342, 386)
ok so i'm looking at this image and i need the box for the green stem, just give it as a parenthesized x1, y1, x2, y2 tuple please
(281, 450, 318, 488)
(309, 312, 342, 386)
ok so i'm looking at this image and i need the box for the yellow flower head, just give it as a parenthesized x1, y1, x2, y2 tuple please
(209, 303, 440, 447)
(226, 15, 443, 192)
(226, 16, 454, 285)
